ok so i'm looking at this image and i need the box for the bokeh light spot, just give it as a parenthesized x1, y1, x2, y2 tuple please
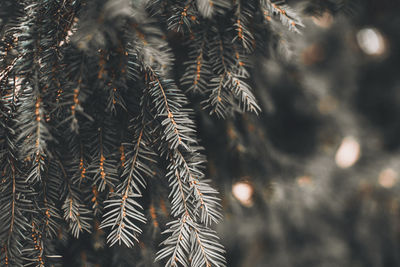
(335, 136, 361, 169)
(378, 168, 398, 188)
(297, 175, 313, 187)
(232, 182, 254, 207)
(356, 28, 386, 56)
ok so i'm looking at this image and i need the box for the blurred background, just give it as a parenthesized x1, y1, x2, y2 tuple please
(197, 1, 400, 266)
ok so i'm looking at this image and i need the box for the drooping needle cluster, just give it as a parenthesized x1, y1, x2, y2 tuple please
(0, 0, 302, 266)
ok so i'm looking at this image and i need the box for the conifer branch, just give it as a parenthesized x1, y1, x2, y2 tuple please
(181, 32, 211, 94)
(261, 0, 304, 33)
(87, 126, 118, 193)
(0, 0, 308, 265)
(58, 159, 92, 238)
(233, 1, 254, 52)
(100, 108, 155, 247)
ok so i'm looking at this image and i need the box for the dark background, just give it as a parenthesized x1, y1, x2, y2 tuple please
(200, 1, 400, 266)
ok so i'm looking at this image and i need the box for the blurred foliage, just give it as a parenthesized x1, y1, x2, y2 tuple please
(200, 1, 400, 266)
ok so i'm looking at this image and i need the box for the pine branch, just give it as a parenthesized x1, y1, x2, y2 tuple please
(173, 149, 222, 225)
(39, 159, 63, 239)
(261, 0, 304, 33)
(168, 1, 198, 34)
(14, 1, 53, 184)
(100, 96, 156, 247)
(0, 32, 31, 267)
(233, 1, 255, 52)
(147, 69, 196, 150)
(87, 125, 119, 193)
(21, 217, 59, 267)
(196, 0, 231, 18)
(155, 215, 192, 267)
(205, 32, 260, 117)
(58, 159, 92, 238)
(61, 49, 89, 132)
(145, 68, 225, 267)
(226, 71, 260, 114)
(190, 224, 226, 267)
(181, 31, 211, 94)
(204, 73, 237, 118)
(0, 156, 31, 267)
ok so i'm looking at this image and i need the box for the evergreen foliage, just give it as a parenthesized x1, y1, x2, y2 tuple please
(0, 0, 306, 266)
(207, 0, 400, 266)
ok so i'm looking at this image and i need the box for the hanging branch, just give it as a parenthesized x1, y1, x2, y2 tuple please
(0, 0, 307, 265)
(232, 1, 255, 52)
(205, 30, 260, 118)
(181, 31, 211, 94)
(86, 125, 119, 193)
(168, 1, 198, 34)
(58, 158, 92, 238)
(100, 93, 156, 247)
(143, 67, 225, 266)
